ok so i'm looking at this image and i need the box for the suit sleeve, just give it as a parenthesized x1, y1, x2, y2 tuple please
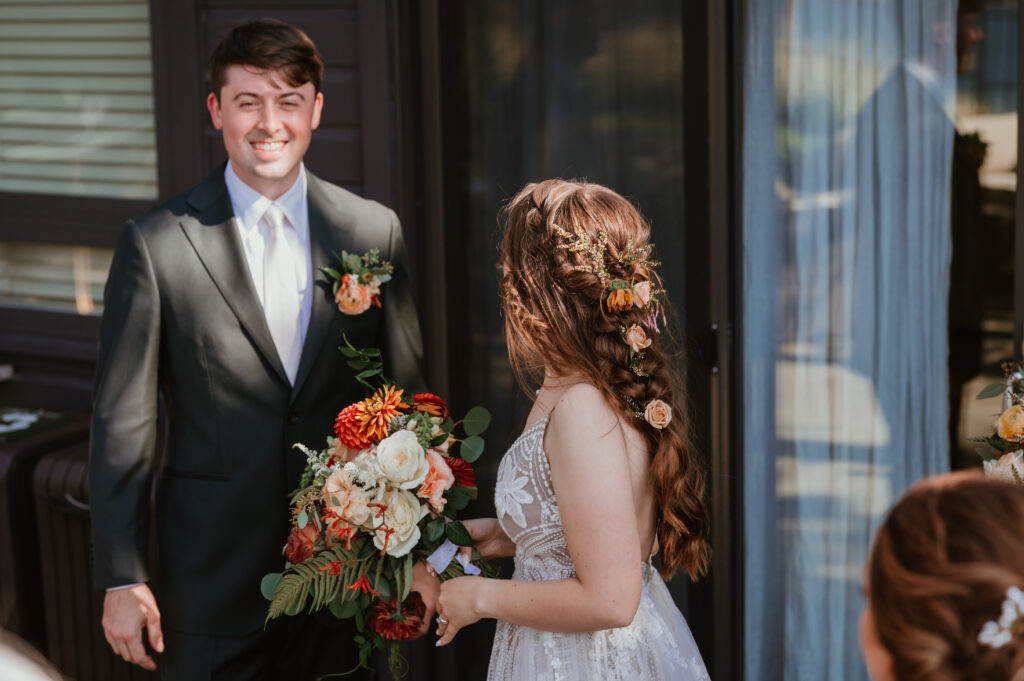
(89, 219, 161, 590)
(382, 209, 426, 393)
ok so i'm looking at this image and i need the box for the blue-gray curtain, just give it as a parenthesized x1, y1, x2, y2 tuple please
(742, 1, 957, 678)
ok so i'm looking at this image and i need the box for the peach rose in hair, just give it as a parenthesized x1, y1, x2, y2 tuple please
(624, 324, 652, 353)
(998, 405, 1024, 442)
(644, 399, 672, 430)
(632, 281, 652, 307)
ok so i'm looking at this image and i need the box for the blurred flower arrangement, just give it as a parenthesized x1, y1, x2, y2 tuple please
(323, 249, 393, 316)
(262, 338, 494, 676)
(974, 362, 1024, 483)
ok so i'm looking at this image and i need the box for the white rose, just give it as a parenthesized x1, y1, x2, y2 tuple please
(985, 450, 1024, 483)
(375, 430, 429, 490)
(345, 449, 383, 488)
(371, 487, 429, 557)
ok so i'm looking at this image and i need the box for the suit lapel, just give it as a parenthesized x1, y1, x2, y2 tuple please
(178, 169, 290, 386)
(290, 174, 355, 401)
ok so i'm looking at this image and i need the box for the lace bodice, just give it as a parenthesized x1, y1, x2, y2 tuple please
(494, 415, 575, 581)
(489, 413, 711, 681)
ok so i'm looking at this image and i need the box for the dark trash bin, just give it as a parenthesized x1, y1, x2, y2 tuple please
(0, 408, 89, 651)
(33, 441, 156, 681)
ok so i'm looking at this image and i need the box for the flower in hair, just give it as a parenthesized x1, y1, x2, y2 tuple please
(643, 399, 672, 430)
(607, 281, 634, 311)
(633, 281, 652, 308)
(624, 324, 652, 353)
(978, 585, 1024, 649)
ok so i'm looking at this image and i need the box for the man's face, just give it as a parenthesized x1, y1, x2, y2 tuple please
(206, 64, 323, 199)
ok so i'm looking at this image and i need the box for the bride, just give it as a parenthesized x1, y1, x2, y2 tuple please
(435, 179, 711, 680)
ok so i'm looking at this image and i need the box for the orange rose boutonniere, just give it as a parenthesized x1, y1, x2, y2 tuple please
(322, 249, 393, 316)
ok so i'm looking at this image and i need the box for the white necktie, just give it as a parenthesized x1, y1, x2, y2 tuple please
(261, 204, 301, 384)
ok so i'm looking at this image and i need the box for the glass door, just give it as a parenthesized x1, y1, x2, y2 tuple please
(738, 0, 1019, 679)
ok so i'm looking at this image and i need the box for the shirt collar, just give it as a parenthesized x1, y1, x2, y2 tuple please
(224, 161, 308, 241)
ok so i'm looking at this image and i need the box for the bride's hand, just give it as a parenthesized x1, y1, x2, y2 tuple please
(409, 561, 441, 638)
(435, 576, 488, 646)
(463, 518, 515, 558)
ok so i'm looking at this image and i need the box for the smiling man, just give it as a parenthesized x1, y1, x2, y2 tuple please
(89, 18, 424, 680)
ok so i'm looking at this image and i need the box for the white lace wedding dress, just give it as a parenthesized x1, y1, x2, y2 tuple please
(487, 415, 710, 681)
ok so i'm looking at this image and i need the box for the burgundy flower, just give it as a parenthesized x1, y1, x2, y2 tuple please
(445, 456, 477, 488)
(370, 592, 426, 641)
(284, 523, 319, 564)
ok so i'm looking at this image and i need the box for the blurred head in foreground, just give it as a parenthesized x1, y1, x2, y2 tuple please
(862, 471, 1024, 681)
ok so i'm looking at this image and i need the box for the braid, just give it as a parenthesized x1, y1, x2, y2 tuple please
(499, 179, 711, 580)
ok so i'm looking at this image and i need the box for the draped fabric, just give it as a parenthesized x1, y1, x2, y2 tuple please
(742, 1, 957, 679)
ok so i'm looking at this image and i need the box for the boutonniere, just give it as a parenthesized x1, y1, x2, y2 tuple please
(321, 249, 393, 316)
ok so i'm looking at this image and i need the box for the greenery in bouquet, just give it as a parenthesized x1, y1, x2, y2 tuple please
(973, 361, 1024, 483)
(261, 339, 496, 677)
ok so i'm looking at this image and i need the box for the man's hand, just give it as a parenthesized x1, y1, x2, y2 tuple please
(102, 584, 164, 671)
(410, 560, 441, 638)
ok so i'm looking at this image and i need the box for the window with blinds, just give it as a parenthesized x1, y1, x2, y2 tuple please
(0, 0, 158, 200)
(0, 241, 112, 314)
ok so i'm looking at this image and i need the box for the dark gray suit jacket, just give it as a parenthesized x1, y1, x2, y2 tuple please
(89, 166, 424, 636)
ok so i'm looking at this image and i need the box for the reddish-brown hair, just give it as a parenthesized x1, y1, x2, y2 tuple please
(868, 472, 1024, 681)
(209, 17, 323, 99)
(498, 179, 710, 580)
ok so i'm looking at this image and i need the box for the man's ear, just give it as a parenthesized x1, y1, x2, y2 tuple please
(206, 93, 223, 130)
(310, 91, 324, 131)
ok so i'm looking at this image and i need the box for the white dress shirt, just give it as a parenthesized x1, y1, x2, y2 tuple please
(224, 161, 314, 351)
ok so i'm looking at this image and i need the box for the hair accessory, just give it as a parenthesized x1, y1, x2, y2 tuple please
(978, 585, 1024, 649)
(549, 223, 663, 313)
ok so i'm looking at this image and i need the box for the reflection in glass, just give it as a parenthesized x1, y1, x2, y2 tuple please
(742, 1, 967, 678)
(948, 0, 1018, 468)
(0, 0, 158, 199)
(0, 242, 112, 314)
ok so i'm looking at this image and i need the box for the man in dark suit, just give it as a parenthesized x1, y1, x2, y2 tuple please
(89, 18, 424, 679)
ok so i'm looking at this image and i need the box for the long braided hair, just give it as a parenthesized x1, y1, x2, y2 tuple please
(497, 179, 711, 580)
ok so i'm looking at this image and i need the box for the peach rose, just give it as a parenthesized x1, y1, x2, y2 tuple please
(632, 281, 652, 307)
(324, 469, 373, 527)
(644, 399, 672, 430)
(284, 522, 320, 564)
(335, 275, 373, 315)
(998, 405, 1024, 442)
(984, 450, 1024, 483)
(624, 324, 652, 353)
(417, 449, 455, 512)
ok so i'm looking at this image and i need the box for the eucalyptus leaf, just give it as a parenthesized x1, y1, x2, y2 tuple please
(401, 554, 413, 600)
(461, 406, 492, 436)
(460, 435, 485, 463)
(376, 274, 392, 283)
(442, 417, 455, 434)
(977, 383, 1008, 400)
(260, 572, 283, 601)
(329, 593, 360, 619)
(425, 516, 446, 543)
(298, 510, 308, 528)
(445, 520, 473, 547)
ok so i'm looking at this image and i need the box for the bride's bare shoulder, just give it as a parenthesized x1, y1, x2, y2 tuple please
(546, 382, 622, 448)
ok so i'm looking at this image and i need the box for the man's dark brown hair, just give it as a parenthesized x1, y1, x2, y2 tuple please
(209, 17, 323, 99)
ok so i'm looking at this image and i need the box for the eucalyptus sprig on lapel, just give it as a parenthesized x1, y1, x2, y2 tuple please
(321, 249, 394, 316)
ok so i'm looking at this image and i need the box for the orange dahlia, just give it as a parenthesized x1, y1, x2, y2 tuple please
(445, 456, 476, 488)
(334, 402, 373, 451)
(358, 385, 410, 442)
(371, 592, 426, 641)
(413, 393, 449, 420)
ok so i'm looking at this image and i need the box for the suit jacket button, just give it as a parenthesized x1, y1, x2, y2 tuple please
(288, 412, 299, 423)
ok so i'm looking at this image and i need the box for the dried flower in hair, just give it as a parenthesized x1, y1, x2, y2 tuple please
(644, 399, 672, 430)
(607, 280, 634, 311)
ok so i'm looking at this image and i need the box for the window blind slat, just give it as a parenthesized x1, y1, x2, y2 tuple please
(0, 242, 113, 315)
(0, 0, 157, 200)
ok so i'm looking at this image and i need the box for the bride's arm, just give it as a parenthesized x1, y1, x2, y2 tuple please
(436, 384, 643, 643)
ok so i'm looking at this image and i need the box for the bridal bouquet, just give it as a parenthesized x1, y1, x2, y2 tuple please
(262, 340, 495, 675)
(975, 362, 1024, 483)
